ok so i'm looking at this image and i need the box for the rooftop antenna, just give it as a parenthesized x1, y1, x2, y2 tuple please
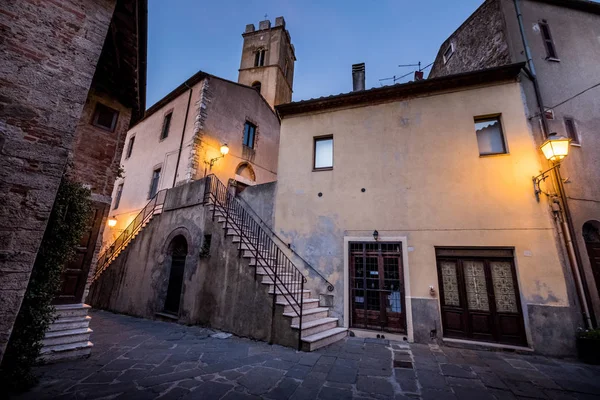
(264, 13, 268, 19)
(398, 62, 422, 71)
(379, 61, 434, 86)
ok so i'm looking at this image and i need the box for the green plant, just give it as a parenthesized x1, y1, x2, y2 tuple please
(578, 328, 600, 340)
(0, 179, 92, 391)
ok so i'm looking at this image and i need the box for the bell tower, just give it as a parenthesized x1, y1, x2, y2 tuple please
(238, 16, 296, 109)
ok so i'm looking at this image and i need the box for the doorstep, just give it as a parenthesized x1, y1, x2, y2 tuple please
(349, 328, 409, 343)
(442, 337, 534, 353)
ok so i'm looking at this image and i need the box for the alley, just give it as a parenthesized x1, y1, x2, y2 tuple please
(13, 310, 600, 400)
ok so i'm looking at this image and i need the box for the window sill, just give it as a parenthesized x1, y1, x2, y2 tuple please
(479, 152, 510, 158)
(546, 57, 560, 62)
(313, 167, 333, 172)
(91, 122, 116, 133)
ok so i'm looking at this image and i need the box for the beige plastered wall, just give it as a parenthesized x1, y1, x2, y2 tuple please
(274, 81, 569, 343)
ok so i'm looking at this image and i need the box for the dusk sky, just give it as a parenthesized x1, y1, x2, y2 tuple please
(146, 0, 485, 108)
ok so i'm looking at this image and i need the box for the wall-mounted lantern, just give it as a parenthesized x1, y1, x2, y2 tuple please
(533, 133, 571, 201)
(373, 230, 379, 241)
(108, 216, 117, 227)
(209, 143, 229, 168)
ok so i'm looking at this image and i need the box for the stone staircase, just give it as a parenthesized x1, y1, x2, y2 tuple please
(40, 304, 93, 362)
(211, 202, 347, 351)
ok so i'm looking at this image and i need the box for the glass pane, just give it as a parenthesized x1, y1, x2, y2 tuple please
(315, 138, 333, 168)
(464, 260, 489, 311)
(365, 257, 379, 311)
(491, 261, 518, 313)
(475, 118, 505, 155)
(384, 258, 402, 313)
(440, 261, 460, 307)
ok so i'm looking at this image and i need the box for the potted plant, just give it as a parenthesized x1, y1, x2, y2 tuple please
(577, 328, 600, 365)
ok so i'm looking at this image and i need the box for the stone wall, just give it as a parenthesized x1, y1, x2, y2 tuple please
(0, 0, 116, 362)
(429, 0, 510, 78)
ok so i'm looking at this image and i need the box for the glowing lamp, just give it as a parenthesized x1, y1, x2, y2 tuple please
(108, 216, 117, 227)
(540, 134, 570, 162)
(220, 144, 229, 156)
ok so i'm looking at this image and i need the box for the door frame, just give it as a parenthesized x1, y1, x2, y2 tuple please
(344, 236, 413, 342)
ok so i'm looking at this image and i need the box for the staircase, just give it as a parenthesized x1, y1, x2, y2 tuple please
(205, 175, 347, 351)
(40, 304, 93, 362)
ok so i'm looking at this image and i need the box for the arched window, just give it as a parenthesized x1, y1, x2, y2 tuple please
(235, 162, 256, 182)
(254, 49, 266, 67)
(164, 235, 188, 315)
(251, 81, 261, 94)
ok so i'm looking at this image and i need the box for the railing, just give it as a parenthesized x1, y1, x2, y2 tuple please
(204, 175, 306, 350)
(94, 189, 167, 280)
(235, 193, 335, 292)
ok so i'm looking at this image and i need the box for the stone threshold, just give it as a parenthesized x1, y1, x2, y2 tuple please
(349, 328, 409, 343)
(443, 337, 534, 353)
(155, 312, 178, 320)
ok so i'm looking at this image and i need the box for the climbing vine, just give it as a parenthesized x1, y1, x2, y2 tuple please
(0, 179, 92, 391)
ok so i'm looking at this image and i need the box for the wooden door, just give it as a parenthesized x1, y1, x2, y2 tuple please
(437, 255, 526, 346)
(585, 241, 600, 299)
(164, 237, 188, 315)
(350, 242, 406, 333)
(55, 202, 108, 305)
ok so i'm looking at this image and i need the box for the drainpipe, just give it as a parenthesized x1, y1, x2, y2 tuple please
(172, 85, 193, 187)
(514, 0, 595, 328)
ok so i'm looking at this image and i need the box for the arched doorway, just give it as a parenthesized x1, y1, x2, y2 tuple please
(234, 162, 255, 194)
(583, 220, 600, 299)
(164, 235, 188, 315)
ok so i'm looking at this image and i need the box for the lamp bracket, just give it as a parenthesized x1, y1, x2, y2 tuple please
(532, 163, 561, 202)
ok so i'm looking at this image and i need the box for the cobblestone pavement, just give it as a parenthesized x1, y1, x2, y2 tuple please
(14, 310, 600, 400)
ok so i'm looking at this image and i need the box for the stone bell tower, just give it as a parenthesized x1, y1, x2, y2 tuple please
(238, 16, 296, 109)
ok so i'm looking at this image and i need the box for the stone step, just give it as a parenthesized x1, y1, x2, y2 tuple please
(270, 289, 311, 300)
(55, 304, 91, 318)
(284, 307, 329, 325)
(244, 252, 276, 261)
(261, 275, 297, 285)
(39, 341, 93, 363)
(48, 316, 91, 332)
(302, 327, 348, 352)
(292, 317, 339, 337)
(277, 298, 320, 314)
(43, 327, 93, 346)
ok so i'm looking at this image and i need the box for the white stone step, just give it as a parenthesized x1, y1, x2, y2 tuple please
(302, 327, 348, 352)
(277, 298, 320, 314)
(48, 316, 91, 332)
(284, 307, 329, 325)
(55, 304, 91, 318)
(270, 289, 311, 300)
(43, 327, 92, 346)
(244, 252, 276, 261)
(39, 341, 93, 363)
(292, 317, 339, 337)
(261, 275, 297, 285)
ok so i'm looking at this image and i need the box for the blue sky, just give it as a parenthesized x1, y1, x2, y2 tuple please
(146, 0, 485, 108)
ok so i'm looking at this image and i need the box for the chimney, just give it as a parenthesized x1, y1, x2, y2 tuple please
(414, 70, 424, 81)
(352, 63, 365, 91)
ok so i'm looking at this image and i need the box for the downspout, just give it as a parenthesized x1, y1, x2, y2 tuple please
(514, 0, 595, 328)
(172, 85, 193, 187)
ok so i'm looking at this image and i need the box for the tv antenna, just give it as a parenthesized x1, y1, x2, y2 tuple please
(379, 61, 434, 86)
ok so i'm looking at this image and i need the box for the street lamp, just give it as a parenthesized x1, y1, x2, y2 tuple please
(209, 143, 229, 168)
(533, 134, 571, 201)
(108, 216, 117, 227)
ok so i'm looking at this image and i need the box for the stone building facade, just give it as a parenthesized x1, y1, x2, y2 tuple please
(429, 0, 600, 327)
(0, 0, 146, 362)
(101, 18, 290, 250)
(274, 63, 580, 356)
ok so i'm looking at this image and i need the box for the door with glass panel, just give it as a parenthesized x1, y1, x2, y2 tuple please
(437, 250, 526, 346)
(350, 242, 406, 333)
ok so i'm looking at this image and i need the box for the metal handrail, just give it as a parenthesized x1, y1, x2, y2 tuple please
(204, 175, 306, 350)
(94, 189, 167, 280)
(235, 193, 335, 292)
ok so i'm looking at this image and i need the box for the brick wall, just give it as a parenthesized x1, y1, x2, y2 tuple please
(429, 0, 511, 78)
(0, 0, 116, 362)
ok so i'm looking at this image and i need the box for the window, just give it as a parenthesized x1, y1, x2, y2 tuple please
(148, 167, 161, 199)
(160, 112, 172, 140)
(539, 21, 558, 60)
(254, 49, 266, 67)
(474, 116, 507, 156)
(443, 43, 454, 64)
(243, 121, 256, 148)
(126, 136, 135, 159)
(564, 117, 579, 144)
(113, 183, 123, 210)
(314, 136, 333, 170)
(92, 103, 119, 132)
(251, 81, 261, 94)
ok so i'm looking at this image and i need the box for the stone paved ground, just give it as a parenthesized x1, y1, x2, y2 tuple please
(13, 310, 600, 400)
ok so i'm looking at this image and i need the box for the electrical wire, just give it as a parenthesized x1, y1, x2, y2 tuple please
(530, 81, 600, 119)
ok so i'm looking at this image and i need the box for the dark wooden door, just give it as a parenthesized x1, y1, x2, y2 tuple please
(55, 202, 108, 305)
(164, 238, 188, 315)
(350, 242, 406, 333)
(437, 256, 526, 346)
